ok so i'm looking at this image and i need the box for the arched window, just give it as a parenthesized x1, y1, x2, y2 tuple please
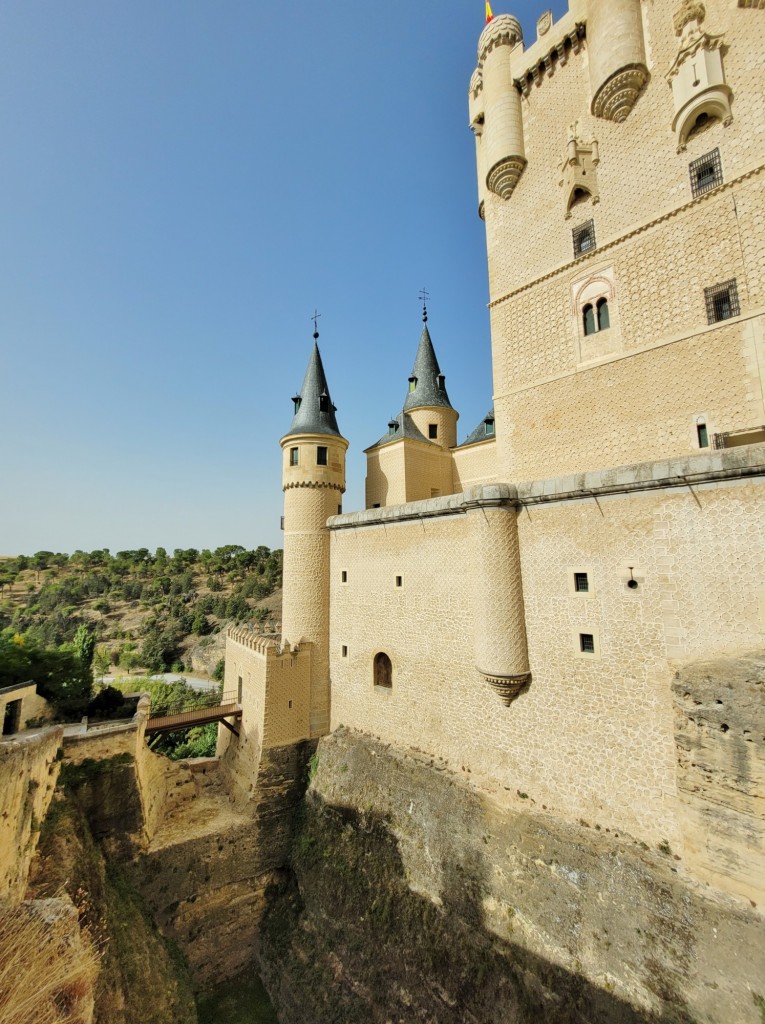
(373, 652, 392, 689)
(583, 304, 596, 336)
(596, 297, 610, 330)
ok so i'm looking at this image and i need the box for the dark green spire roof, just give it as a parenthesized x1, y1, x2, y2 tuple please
(284, 342, 342, 438)
(402, 322, 454, 412)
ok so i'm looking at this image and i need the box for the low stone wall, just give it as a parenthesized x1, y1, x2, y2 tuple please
(0, 726, 63, 901)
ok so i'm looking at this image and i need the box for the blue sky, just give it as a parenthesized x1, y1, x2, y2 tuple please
(0, 0, 566, 556)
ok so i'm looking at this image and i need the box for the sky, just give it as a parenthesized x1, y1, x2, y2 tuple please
(0, 0, 567, 556)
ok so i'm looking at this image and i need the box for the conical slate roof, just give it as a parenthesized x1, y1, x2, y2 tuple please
(283, 342, 342, 438)
(402, 323, 454, 412)
(458, 407, 495, 447)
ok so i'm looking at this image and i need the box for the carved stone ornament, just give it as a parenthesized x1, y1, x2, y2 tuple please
(487, 156, 527, 200)
(559, 121, 600, 217)
(537, 10, 552, 37)
(592, 65, 649, 122)
(666, 0, 732, 150)
(482, 671, 532, 706)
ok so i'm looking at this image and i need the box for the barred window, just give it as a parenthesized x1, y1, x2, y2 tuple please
(689, 148, 722, 198)
(704, 279, 740, 324)
(574, 572, 589, 593)
(580, 633, 595, 654)
(572, 219, 596, 257)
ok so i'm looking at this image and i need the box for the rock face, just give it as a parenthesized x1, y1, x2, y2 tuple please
(258, 728, 765, 1024)
(672, 653, 765, 905)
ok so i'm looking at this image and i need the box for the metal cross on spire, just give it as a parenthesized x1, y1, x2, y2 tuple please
(418, 288, 430, 322)
(310, 309, 321, 340)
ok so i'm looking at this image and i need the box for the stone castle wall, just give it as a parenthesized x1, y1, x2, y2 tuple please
(328, 453, 765, 902)
(451, 437, 497, 491)
(479, 0, 765, 482)
(0, 727, 63, 901)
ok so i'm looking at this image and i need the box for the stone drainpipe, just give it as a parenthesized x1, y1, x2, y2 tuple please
(463, 484, 531, 705)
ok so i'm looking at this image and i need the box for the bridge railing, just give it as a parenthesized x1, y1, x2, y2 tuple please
(147, 688, 238, 721)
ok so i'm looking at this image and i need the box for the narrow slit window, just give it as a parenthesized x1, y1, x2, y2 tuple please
(697, 421, 709, 448)
(341, 570, 347, 583)
(395, 575, 402, 588)
(596, 297, 610, 330)
(583, 304, 596, 336)
(342, 645, 348, 657)
(580, 633, 595, 654)
(317, 446, 328, 466)
(574, 572, 589, 593)
(289, 447, 299, 466)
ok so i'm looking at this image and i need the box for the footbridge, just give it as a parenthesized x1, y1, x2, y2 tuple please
(145, 690, 242, 738)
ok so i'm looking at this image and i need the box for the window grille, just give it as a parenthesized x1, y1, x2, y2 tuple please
(689, 148, 722, 198)
(574, 572, 589, 593)
(572, 219, 596, 257)
(580, 633, 595, 654)
(704, 279, 740, 324)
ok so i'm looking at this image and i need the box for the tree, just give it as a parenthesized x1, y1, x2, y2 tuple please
(93, 645, 111, 681)
(72, 624, 95, 670)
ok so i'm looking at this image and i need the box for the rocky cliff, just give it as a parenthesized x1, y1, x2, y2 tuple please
(257, 728, 765, 1024)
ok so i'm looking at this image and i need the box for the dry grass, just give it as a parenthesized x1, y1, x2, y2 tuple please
(0, 900, 99, 1024)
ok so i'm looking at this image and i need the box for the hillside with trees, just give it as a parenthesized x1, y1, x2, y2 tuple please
(0, 545, 282, 688)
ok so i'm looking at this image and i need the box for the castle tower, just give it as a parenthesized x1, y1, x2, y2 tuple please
(402, 307, 459, 450)
(280, 336, 348, 737)
(586, 0, 648, 122)
(364, 307, 459, 507)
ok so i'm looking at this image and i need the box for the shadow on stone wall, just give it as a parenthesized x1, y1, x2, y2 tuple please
(257, 793, 696, 1024)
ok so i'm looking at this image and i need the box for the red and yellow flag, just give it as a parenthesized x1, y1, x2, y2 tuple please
(485, 1, 494, 22)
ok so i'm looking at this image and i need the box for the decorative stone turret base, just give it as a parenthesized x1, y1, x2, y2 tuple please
(487, 156, 527, 200)
(591, 65, 648, 122)
(481, 670, 532, 706)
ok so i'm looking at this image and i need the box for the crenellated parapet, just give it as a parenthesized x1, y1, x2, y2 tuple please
(227, 625, 305, 658)
(514, 23, 585, 97)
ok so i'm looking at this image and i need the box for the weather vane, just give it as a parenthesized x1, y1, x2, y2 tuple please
(419, 288, 430, 322)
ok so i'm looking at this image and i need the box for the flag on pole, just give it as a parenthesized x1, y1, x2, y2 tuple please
(485, 1, 494, 22)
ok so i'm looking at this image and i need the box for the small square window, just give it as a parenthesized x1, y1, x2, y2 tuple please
(372, 503, 381, 509)
(289, 447, 299, 466)
(574, 572, 589, 593)
(428, 423, 438, 439)
(317, 446, 328, 466)
(580, 633, 595, 654)
(572, 219, 596, 257)
(341, 570, 347, 583)
(704, 279, 740, 324)
(342, 645, 348, 657)
(395, 576, 403, 588)
(689, 148, 722, 197)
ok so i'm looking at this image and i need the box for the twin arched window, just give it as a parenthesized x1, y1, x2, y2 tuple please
(583, 297, 610, 337)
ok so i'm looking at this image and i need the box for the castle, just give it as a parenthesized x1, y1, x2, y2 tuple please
(224, 0, 765, 910)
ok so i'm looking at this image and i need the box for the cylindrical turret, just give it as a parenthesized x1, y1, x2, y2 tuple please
(280, 342, 348, 738)
(587, 0, 648, 122)
(403, 314, 458, 448)
(464, 486, 530, 705)
(476, 14, 526, 201)
(469, 68, 488, 220)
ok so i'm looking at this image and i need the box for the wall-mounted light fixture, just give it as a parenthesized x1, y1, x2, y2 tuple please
(627, 566, 638, 590)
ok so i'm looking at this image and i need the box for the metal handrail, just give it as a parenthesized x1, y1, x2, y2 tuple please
(147, 689, 237, 721)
